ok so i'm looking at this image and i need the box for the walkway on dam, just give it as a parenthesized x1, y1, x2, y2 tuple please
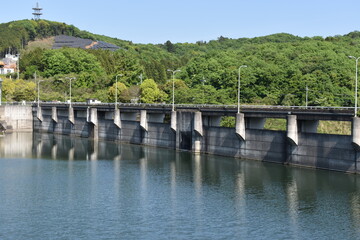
(38, 102, 355, 121)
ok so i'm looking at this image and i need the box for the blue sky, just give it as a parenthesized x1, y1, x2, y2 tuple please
(2, 0, 360, 44)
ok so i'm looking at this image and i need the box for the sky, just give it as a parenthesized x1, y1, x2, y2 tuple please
(2, 0, 360, 44)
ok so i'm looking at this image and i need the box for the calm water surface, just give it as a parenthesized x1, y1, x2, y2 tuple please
(0, 132, 360, 239)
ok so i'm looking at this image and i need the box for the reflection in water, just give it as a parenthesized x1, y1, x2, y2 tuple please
(140, 154, 147, 208)
(193, 154, 204, 233)
(0, 132, 33, 158)
(0, 132, 360, 239)
(286, 179, 299, 239)
(351, 193, 360, 235)
(51, 143, 57, 159)
(234, 162, 246, 236)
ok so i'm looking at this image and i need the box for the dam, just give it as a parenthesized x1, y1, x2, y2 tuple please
(1, 103, 360, 173)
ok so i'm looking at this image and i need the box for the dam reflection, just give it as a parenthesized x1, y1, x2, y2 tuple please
(1, 132, 360, 238)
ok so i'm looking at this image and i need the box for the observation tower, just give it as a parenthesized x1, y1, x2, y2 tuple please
(32, 2, 43, 20)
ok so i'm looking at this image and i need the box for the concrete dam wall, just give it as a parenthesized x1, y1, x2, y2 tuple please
(0, 105, 33, 132)
(24, 104, 360, 174)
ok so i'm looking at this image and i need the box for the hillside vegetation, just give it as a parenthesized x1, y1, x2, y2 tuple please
(1, 19, 360, 109)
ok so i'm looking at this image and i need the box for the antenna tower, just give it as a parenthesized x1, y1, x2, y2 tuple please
(32, 2, 43, 20)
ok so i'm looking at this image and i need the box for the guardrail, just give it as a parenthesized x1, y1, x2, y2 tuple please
(1, 101, 34, 106)
(34, 101, 355, 111)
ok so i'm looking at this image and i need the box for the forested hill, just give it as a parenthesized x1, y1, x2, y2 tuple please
(0, 19, 131, 54)
(1, 19, 360, 108)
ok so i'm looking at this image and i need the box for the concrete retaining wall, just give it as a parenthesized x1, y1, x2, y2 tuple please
(288, 133, 356, 172)
(145, 123, 176, 148)
(203, 127, 286, 163)
(0, 105, 33, 132)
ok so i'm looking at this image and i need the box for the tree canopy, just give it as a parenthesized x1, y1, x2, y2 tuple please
(1, 19, 360, 107)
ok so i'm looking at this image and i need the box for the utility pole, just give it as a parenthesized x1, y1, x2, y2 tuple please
(306, 85, 309, 108)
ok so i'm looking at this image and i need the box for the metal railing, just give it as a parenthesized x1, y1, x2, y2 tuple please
(1, 101, 34, 106)
(31, 101, 355, 112)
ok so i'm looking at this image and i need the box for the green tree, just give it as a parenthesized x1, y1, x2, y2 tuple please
(164, 40, 175, 53)
(108, 82, 128, 102)
(41, 50, 70, 77)
(91, 50, 142, 86)
(140, 79, 167, 103)
(3, 79, 36, 101)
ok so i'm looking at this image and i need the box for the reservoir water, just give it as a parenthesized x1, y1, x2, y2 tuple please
(0, 132, 360, 239)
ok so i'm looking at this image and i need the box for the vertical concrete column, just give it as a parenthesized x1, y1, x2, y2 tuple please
(235, 113, 246, 141)
(52, 107, 58, 123)
(68, 107, 75, 124)
(194, 111, 203, 136)
(90, 108, 98, 126)
(194, 112, 203, 154)
(287, 115, 298, 146)
(299, 120, 319, 133)
(114, 108, 121, 128)
(90, 108, 98, 140)
(352, 117, 360, 151)
(140, 110, 149, 145)
(171, 111, 177, 132)
(246, 117, 266, 129)
(37, 107, 43, 122)
(140, 110, 148, 131)
(86, 107, 90, 122)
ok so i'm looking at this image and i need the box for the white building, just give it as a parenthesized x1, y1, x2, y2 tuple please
(0, 61, 15, 75)
(3, 54, 19, 65)
(0, 54, 18, 75)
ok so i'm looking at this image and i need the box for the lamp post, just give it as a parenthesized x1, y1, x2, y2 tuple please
(0, 78, 3, 106)
(65, 77, 76, 107)
(349, 56, 360, 116)
(306, 85, 309, 109)
(237, 65, 247, 114)
(138, 74, 143, 104)
(200, 77, 206, 104)
(35, 72, 43, 107)
(115, 74, 122, 109)
(167, 69, 181, 111)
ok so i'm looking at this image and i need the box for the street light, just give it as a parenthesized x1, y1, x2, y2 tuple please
(138, 74, 143, 104)
(0, 78, 3, 106)
(349, 56, 360, 116)
(115, 74, 123, 109)
(237, 65, 247, 114)
(305, 85, 309, 109)
(35, 72, 44, 107)
(200, 77, 206, 104)
(65, 77, 76, 107)
(167, 69, 181, 111)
